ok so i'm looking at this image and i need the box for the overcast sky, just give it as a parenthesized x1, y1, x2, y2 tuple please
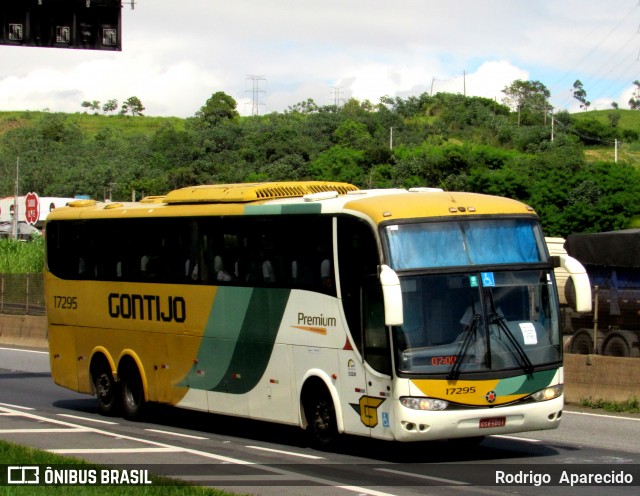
(1, 0, 639, 118)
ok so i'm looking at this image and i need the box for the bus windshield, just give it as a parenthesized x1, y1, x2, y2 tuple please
(383, 218, 560, 377)
(393, 270, 561, 376)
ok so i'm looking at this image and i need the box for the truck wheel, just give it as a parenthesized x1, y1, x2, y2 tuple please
(570, 331, 594, 355)
(604, 330, 640, 358)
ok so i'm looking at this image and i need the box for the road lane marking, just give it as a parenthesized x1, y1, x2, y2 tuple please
(182, 474, 309, 482)
(0, 347, 48, 355)
(246, 445, 324, 459)
(564, 410, 640, 422)
(145, 428, 208, 440)
(490, 434, 542, 443)
(0, 428, 90, 433)
(57, 414, 119, 425)
(0, 405, 398, 496)
(376, 468, 468, 486)
(50, 447, 184, 454)
(0, 403, 35, 410)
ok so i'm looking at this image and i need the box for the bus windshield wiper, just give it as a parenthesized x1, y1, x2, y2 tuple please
(448, 313, 481, 380)
(487, 293, 534, 374)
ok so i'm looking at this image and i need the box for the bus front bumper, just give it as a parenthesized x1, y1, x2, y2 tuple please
(391, 395, 563, 442)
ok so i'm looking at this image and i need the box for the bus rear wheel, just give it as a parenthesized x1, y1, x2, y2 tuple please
(91, 363, 119, 416)
(120, 361, 145, 420)
(304, 387, 338, 450)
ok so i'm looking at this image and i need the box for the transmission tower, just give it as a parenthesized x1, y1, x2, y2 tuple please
(332, 86, 344, 107)
(246, 75, 266, 116)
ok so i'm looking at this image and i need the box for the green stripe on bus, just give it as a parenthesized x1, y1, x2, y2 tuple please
(179, 287, 254, 390)
(494, 369, 557, 395)
(282, 203, 322, 214)
(244, 203, 322, 215)
(245, 205, 283, 215)
(209, 287, 290, 394)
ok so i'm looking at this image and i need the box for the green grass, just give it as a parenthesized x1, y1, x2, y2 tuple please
(572, 108, 640, 130)
(0, 440, 238, 495)
(0, 236, 45, 273)
(578, 397, 640, 414)
(67, 113, 186, 137)
(584, 146, 640, 166)
(0, 111, 185, 139)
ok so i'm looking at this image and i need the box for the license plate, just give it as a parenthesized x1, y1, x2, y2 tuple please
(479, 416, 506, 428)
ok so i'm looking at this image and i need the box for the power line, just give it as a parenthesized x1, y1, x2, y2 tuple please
(549, 0, 637, 95)
(550, 1, 640, 110)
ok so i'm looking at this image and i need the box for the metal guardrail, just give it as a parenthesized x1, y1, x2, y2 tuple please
(0, 273, 46, 316)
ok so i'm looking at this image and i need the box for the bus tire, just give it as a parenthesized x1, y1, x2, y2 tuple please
(90, 359, 120, 416)
(120, 360, 146, 420)
(303, 385, 338, 450)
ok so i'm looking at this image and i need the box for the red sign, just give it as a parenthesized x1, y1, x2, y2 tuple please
(25, 192, 40, 225)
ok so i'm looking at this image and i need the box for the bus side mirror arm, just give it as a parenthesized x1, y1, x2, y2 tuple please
(380, 265, 404, 326)
(558, 254, 592, 313)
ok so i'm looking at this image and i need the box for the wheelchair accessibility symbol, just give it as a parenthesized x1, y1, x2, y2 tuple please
(481, 272, 495, 287)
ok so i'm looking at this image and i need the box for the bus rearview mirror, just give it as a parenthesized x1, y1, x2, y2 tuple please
(380, 265, 404, 326)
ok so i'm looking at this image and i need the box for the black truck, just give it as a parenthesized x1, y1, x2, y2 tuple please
(565, 229, 640, 357)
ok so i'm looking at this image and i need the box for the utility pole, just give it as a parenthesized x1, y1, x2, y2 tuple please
(246, 75, 266, 116)
(12, 157, 19, 240)
(463, 70, 466, 97)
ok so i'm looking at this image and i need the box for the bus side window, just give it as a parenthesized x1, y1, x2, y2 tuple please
(337, 217, 380, 358)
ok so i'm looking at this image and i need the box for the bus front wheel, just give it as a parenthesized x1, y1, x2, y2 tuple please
(304, 387, 338, 450)
(120, 361, 146, 420)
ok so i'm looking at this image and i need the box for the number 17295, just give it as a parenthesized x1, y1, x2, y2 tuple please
(54, 296, 78, 309)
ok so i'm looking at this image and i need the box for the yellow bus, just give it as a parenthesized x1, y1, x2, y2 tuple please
(44, 182, 591, 447)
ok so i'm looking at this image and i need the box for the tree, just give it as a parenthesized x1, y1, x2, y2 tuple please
(502, 80, 551, 126)
(81, 100, 101, 114)
(607, 111, 621, 128)
(334, 119, 373, 150)
(195, 91, 239, 126)
(629, 80, 640, 110)
(287, 98, 320, 114)
(572, 80, 590, 111)
(102, 99, 118, 114)
(120, 96, 145, 116)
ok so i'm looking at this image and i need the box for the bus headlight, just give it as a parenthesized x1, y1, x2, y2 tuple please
(531, 385, 563, 402)
(401, 397, 449, 411)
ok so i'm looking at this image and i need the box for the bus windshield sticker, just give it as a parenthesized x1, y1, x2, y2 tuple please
(481, 272, 495, 287)
(519, 322, 538, 345)
(469, 275, 479, 287)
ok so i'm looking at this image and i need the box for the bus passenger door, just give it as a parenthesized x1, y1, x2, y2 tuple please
(336, 217, 393, 439)
(360, 277, 394, 440)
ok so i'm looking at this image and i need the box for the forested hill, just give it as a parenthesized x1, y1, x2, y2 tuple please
(1, 91, 639, 237)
